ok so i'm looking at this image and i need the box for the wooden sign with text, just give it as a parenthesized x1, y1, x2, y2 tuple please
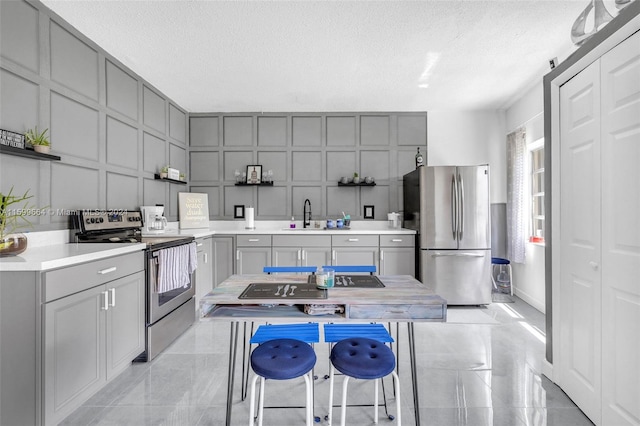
(178, 192, 209, 229)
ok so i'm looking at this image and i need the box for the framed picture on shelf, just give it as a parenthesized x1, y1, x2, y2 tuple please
(246, 165, 262, 184)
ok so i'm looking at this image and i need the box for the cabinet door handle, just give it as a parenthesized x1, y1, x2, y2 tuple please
(248, 238, 260, 242)
(391, 239, 403, 242)
(236, 250, 240, 261)
(332, 250, 336, 260)
(109, 288, 116, 307)
(302, 250, 306, 261)
(98, 266, 117, 275)
(196, 243, 203, 247)
(102, 291, 109, 311)
(297, 249, 301, 261)
(589, 261, 599, 270)
(380, 250, 384, 261)
(204, 253, 208, 263)
(348, 238, 359, 242)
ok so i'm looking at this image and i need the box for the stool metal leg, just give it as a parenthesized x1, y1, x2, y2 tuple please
(340, 376, 351, 426)
(392, 371, 402, 425)
(327, 365, 335, 426)
(374, 378, 379, 424)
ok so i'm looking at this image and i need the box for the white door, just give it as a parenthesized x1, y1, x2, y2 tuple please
(600, 30, 640, 426)
(559, 58, 602, 424)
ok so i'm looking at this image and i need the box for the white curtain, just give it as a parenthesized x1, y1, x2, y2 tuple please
(506, 128, 527, 264)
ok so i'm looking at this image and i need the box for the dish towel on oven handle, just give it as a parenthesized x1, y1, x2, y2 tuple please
(156, 242, 198, 294)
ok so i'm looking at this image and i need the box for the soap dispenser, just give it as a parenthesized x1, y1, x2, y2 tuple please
(290, 216, 296, 229)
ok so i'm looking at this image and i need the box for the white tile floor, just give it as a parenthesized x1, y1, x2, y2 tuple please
(61, 297, 594, 425)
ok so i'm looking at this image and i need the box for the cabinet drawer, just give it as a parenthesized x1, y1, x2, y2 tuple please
(380, 234, 415, 247)
(272, 235, 331, 247)
(236, 235, 271, 247)
(348, 303, 445, 320)
(43, 252, 144, 302)
(331, 235, 378, 247)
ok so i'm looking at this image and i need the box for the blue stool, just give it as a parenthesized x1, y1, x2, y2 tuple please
(328, 337, 401, 426)
(491, 257, 513, 296)
(249, 338, 317, 426)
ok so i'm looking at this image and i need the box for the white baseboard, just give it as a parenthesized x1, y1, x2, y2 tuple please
(514, 288, 545, 313)
(542, 358, 554, 382)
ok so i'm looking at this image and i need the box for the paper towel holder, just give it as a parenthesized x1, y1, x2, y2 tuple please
(234, 205, 245, 219)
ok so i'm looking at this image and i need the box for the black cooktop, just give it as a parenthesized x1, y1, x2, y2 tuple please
(239, 283, 327, 300)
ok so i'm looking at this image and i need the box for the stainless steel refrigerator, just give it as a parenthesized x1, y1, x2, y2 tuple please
(403, 165, 492, 305)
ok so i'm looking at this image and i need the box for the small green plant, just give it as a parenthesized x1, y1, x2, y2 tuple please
(25, 127, 50, 147)
(0, 187, 36, 240)
(353, 172, 359, 178)
(161, 165, 170, 173)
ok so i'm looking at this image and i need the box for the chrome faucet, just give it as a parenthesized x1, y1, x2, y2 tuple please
(303, 199, 312, 228)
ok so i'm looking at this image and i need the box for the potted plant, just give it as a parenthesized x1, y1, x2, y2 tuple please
(160, 165, 169, 179)
(352, 172, 361, 184)
(179, 172, 186, 181)
(25, 127, 51, 154)
(0, 187, 36, 256)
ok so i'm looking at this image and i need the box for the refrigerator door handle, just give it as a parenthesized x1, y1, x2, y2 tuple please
(431, 252, 484, 258)
(451, 173, 457, 240)
(458, 172, 464, 241)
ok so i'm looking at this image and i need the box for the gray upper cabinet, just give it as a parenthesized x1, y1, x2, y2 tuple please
(292, 116, 322, 146)
(169, 104, 186, 144)
(190, 116, 219, 147)
(50, 23, 99, 101)
(224, 116, 253, 146)
(0, 0, 39, 72)
(105, 61, 138, 121)
(143, 86, 166, 134)
(258, 116, 287, 146)
(360, 115, 390, 146)
(327, 116, 356, 146)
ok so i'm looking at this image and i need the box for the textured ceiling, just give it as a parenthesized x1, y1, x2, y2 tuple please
(40, 0, 603, 112)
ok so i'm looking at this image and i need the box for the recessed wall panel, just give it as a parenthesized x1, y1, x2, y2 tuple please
(190, 116, 219, 147)
(51, 92, 99, 160)
(106, 173, 138, 209)
(169, 104, 186, 144)
(143, 178, 165, 206)
(258, 116, 287, 146)
(190, 152, 220, 182)
(143, 86, 166, 134)
(169, 143, 186, 176)
(189, 186, 220, 217)
(362, 185, 390, 218)
(398, 150, 421, 176)
(398, 115, 427, 146)
(143, 132, 165, 173)
(105, 61, 138, 120)
(292, 186, 322, 219)
(361, 115, 390, 146)
(361, 151, 390, 181)
(0, 69, 38, 133)
(50, 23, 98, 101)
(106, 116, 138, 170)
(258, 186, 287, 216)
(51, 163, 100, 211)
(223, 151, 253, 181)
(327, 116, 356, 146)
(327, 186, 357, 219)
(224, 186, 253, 216)
(224, 116, 253, 146)
(0, 0, 39, 72)
(0, 155, 41, 224)
(327, 151, 356, 183)
(257, 151, 287, 182)
(292, 116, 322, 146)
(292, 152, 322, 181)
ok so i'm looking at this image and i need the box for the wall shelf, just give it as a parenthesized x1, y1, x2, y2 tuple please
(235, 182, 274, 186)
(154, 174, 187, 185)
(337, 182, 376, 187)
(0, 145, 61, 161)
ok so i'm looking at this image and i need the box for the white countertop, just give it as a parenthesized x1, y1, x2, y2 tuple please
(0, 221, 414, 272)
(0, 242, 146, 272)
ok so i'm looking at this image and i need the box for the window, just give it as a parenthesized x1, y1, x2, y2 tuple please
(528, 138, 544, 242)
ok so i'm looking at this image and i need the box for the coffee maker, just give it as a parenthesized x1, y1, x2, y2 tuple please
(140, 205, 168, 234)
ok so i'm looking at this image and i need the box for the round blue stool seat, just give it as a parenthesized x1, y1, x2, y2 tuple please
(492, 257, 510, 265)
(251, 338, 316, 380)
(330, 337, 395, 379)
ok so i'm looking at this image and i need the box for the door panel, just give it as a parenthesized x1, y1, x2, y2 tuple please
(559, 58, 602, 423)
(601, 30, 640, 426)
(457, 165, 490, 249)
(422, 166, 457, 249)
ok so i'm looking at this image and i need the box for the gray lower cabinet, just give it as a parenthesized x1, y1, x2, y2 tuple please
(212, 236, 234, 287)
(379, 234, 416, 276)
(272, 235, 331, 269)
(195, 237, 213, 312)
(236, 235, 272, 274)
(331, 235, 379, 271)
(42, 252, 144, 426)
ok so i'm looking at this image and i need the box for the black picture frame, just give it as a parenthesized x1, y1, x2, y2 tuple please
(364, 205, 375, 219)
(246, 165, 262, 184)
(234, 205, 245, 219)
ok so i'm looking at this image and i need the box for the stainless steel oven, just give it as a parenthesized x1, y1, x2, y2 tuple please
(74, 210, 197, 362)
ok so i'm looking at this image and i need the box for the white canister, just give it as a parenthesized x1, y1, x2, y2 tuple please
(387, 212, 401, 229)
